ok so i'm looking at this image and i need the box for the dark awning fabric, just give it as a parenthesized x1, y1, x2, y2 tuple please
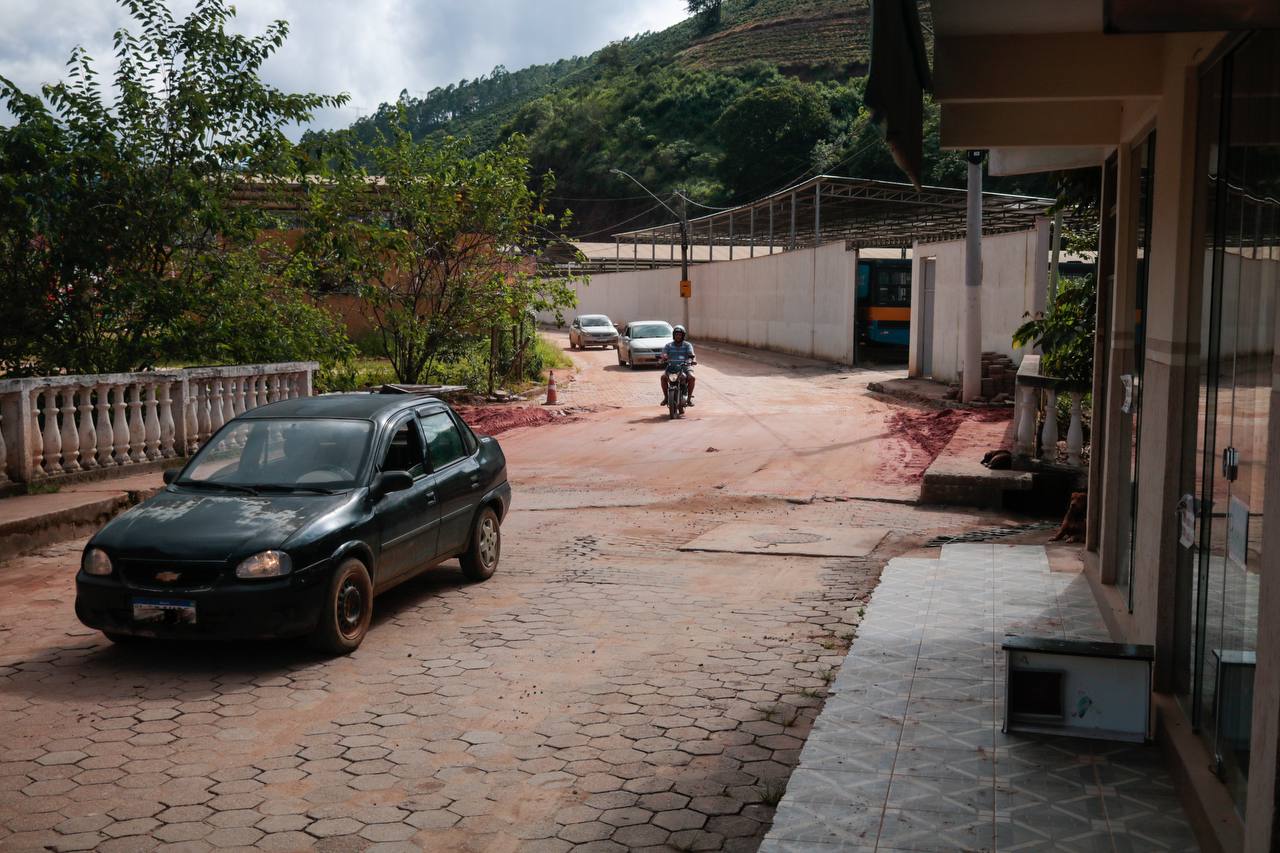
(865, 0, 933, 189)
(1105, 0, 1280, 32)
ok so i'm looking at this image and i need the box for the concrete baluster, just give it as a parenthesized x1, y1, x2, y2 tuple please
(95, 383, 115, 468)
(112, 382, 130, 465)
(159, 381, 176, 457)
(1016, 385, 1036, 457)
(222, 376, 236, 424)
(1067, 391, 1084, 467)
(195, 381, 211, 447)
(209, 379, 225, 434)
(232, 376, 247, 417)
(144, 382, 161, 460)
(128, 382, 146, 463)
(256, 376, 268, 408)
(1040, 388, 1059, 462)
(41, 391, 62, 476)
(77, 386, 97, 470)
(58, 387, 81, 472)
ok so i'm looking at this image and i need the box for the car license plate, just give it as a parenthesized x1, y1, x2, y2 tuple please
(132, 597, 197, 625)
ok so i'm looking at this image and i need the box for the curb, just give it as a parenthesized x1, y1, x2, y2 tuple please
(0, 487, 161, 560)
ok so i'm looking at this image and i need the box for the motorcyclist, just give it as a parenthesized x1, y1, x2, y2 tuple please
(659, 325, 696, 406)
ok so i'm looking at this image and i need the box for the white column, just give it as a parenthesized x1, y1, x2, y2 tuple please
(76, 386, 97, 470)
(209, 379, 225, 434)
(1067, 391, 1085, 467)
(232, 377, 247, 417)
(95, 383, 115, 468)
(195, 381, 210, 447)
(111, 384, 130, 465)
(59, 388, 80, 472)
(159, 381, 176, 458)
(221, 377, 235, 423)
(144, 382, 161, 460)
(128, 382, 146, 463)
(962, 151, 984, 403)
(41, 391, 62, 476)
(256, 376, 268, 408)
(1040, 388, 1059, 461)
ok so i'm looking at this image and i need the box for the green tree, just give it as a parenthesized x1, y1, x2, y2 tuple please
(688, 0, 723, 30)
(716, 80, 832, 200)
(294, 126, 579, 386)
(0, 0, 348, 375)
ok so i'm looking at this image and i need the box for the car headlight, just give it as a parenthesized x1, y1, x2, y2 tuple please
(82, 548, 113, 577)
(235, 551, 292, 579)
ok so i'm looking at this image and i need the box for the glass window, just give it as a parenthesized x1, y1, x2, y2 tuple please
(875, 268, 911, 306)
(182, 419, 372, 489)
(580, 315, 612, 327)
(630, 323, 672, 339)
(380, 420, 426, 478)
(421, 411, 467, 469)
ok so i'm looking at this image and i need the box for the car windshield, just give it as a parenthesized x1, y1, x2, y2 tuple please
(631, 323, 672, 339)
(581, 316, 612, 327)
(179, 418, 373, 491)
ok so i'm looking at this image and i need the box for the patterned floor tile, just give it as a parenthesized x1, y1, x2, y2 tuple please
(877, 806, 996, 852)
(782, 768, 891, 807)
(766, 799, 882, 846)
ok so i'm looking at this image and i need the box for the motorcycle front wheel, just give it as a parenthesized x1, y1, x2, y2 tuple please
(668, 385, 679, 420)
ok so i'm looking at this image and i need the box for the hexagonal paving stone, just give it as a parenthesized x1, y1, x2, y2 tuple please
(598, 806, 650, 827)
(652, 808, 708, 832)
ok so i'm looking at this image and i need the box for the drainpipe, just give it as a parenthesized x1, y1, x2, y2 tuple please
(962, 150, 985, 403)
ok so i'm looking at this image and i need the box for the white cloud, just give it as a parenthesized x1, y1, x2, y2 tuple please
(0, 0, 689, 135)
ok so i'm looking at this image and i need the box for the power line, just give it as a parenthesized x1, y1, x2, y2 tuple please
(563, 200, 669, 240)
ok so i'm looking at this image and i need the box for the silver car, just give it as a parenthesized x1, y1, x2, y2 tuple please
(569, 314, 619, 350)
(617, 321, 674, 369)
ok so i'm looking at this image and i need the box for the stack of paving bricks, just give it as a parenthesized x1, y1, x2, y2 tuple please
(944, 352, 1018, 404)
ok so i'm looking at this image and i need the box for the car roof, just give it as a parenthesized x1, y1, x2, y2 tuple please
(242, 393, 448, 422)
(579, 313, 610, 319)
(629, 320, 671, 327)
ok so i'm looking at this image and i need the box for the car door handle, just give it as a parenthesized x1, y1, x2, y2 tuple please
(424, 491, 438, 506)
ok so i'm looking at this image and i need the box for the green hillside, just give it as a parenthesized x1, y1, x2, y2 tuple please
(304, 0, 1048, 236)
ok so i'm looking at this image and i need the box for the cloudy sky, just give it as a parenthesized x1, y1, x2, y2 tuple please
(1, 1, 689, 135)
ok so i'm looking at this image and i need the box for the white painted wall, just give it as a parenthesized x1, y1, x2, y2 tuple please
(541, 241, 859, 364)
(909, 228, 1046, 382)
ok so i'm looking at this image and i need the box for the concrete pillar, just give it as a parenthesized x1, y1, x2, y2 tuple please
(962, 151, 985, 403)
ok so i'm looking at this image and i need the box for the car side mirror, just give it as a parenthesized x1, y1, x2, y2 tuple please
(163, 468, 180, 485)
(371, 470, 414, 500)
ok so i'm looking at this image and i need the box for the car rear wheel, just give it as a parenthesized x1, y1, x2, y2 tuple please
(311, 558, 373, 655)
(460, 507, 501, 582)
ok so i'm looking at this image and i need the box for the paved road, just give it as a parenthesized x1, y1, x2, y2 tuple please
(0, 337, 1012, 852)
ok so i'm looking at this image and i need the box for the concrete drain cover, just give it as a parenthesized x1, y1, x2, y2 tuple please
(680, 523, 887, 558)
(751, 530, 826, 545)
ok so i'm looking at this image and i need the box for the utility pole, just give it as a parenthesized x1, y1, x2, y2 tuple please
(962, 150, 985, 403)
(679, 190, 690, 330)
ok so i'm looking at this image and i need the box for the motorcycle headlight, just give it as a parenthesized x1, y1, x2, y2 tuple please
(82, 548, 113, 577)
(235, 551, 292, 579)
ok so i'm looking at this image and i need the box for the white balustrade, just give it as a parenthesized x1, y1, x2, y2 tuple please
(1013, 353, 1088, 470)
(0, 362, 316, 484)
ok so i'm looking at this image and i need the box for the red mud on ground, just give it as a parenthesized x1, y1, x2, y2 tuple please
(454, 404, 574, 437)
(879, 407, 1013, 485)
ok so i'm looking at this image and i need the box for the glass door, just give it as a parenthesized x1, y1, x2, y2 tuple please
(1116, 133, 1156, 610)
(1183, 33, 1278, 814)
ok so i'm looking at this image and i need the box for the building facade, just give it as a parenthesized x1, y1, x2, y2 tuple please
(886, 3, 1280, 850)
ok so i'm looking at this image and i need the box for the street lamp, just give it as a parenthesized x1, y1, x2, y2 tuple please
(610, 168, 690, 329)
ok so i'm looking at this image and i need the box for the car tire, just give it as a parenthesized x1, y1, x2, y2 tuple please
(460, 506, 501, 582)
(311, 557, 373, 655)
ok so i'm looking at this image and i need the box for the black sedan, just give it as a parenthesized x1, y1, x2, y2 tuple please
(75, 393, 511, 654)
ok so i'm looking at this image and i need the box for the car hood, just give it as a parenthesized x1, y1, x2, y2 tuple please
(630, 337, 672, 349)
(92, 488, 349, 561)
(581, 326, 617, 335)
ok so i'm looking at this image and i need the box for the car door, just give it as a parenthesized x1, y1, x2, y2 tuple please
(420, 409, 481, 556)
(373, 416, 440, 585)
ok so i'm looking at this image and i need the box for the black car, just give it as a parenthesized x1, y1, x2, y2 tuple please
(75, 393, 511, 654)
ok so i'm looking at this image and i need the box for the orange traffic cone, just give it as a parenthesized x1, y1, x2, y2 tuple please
(544, 371, 558, 405)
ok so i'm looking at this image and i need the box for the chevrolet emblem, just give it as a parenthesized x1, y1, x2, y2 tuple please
(154, 571, 181, 583)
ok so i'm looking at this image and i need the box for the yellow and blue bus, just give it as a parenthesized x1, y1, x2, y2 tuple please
(857, 259, 912, 347)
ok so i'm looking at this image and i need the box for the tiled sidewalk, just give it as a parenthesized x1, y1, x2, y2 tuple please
(762, 544, 1200, 852)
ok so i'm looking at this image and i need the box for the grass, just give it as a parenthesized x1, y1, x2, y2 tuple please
(757, 778, 788, 807)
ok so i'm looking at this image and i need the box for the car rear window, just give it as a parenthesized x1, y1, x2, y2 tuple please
(631, 323, 671, 338)
(420, 411, 467, 469)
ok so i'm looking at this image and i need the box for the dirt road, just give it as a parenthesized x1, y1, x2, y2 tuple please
(0, 335, 1018, 852)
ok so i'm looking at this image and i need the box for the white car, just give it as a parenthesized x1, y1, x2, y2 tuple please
(617, 321, 673, 369)
(569, 314, 619, 350)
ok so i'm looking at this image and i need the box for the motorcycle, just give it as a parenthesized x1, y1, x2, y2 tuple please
(662, 359, 695, 420)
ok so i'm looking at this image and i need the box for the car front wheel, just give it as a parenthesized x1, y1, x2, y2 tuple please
(460, 507, 501, 582)
(311, 557, 373, 655)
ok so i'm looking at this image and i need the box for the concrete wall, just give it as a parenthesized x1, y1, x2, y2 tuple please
(541, 241, 859, 364)
(909, 228, 1047, 382)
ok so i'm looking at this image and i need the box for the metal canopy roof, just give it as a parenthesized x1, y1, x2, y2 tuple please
(612, 175, 1065, 251)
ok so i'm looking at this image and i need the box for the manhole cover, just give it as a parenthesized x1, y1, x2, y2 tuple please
(750, 530, 827, 545)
